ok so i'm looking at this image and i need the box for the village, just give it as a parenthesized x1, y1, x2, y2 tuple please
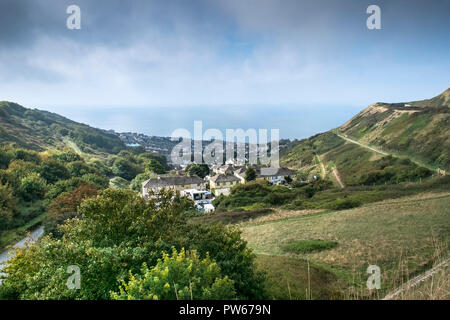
(141, 162, 296, 213)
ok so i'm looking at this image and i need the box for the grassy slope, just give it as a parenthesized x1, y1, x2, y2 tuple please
(281, 130, 400, 186)
(0, 101, 125, 155)
(281, 90, 450, 186)
(193, 177, 450, 299)
(391, 264, 449, 300)
(240, 193, 450, 299)
(338, 88, 450, 170)
(255, 255, 342, 300)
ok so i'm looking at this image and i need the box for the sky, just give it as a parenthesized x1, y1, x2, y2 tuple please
(0, 0, 449, 138)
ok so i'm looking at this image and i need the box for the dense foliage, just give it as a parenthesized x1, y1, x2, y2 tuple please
(213, 179, 332, 211)
(245, 167, 256, 182)
(212, 175, 450, 212)
(112, 248, 235, 300)
(185, 163, 210, 179)
(0, 101, 125, 154)
(44, 185, 98, 238)
(0, 188, 266, 300)
(0, 143, 170, 240)
(0, 145, 108, 235)
(0, 182, 16, 230)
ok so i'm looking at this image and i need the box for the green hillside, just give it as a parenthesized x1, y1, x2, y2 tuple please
(338, 88, 450, 170)
(0, 101, 125, 155)
(281, 89, 449, 187)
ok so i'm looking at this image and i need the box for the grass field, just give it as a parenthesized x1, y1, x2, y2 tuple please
(239, 192, 450, 299)
(391, 264, 449, 300)
(255, 255, 343, 300)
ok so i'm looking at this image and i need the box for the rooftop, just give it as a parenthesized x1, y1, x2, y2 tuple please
(143, 175, 204, 188)
(210, 174, 241, 183)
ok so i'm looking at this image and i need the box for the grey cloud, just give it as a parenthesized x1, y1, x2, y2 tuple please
(0, 0, 448, 108)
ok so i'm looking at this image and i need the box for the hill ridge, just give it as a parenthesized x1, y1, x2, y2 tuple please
(0, 101, 125, 155)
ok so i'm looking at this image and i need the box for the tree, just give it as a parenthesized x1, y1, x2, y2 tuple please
(19, 173, 47, 201)
(130, 172, 157, 192)
(39, 159, 70, 184)
(45, 177, 91, 201)
(0, 182, 16, 231)
(11, 148, 41, 164)
(245, 167, 256, 182)
(0, 189, 266, 300)
(89, 159, 113, 176)
(6, 160, 39, 182)
(183, 223, 267, 299)
(51, 151, 81, 163)
(112, 158, 142, 180)
(146, 159, 165, 174)
(66, 161, 95, 178)
(72, 188, 184, 247)
(44, 185, 98, 238)
(80, 173, 109, 189)
(112, 248, 235, 300)
(0, 147, 13, 170)
(138, 152, 167, 169)
(0, 238, 124, 300)
(284, 175, 293, 184)
(185, 163, 210, 178)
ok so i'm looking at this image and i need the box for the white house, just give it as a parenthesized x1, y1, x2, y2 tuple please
(142, 175, 205, 198)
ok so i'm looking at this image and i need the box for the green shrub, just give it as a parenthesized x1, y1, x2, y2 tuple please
(111, 248, 236, 300)
(66, 161, 96, 177)
(0, 189, 265, 300)
(146, 159, 165, 174)
(328, 198, 361, 210)
(112, 158, 142, 180)
(19, 173, 47, 201)
(185, 163, 209, 178)
(81, 173, 109, 189)
(129, 172, 157, 191)
(0, 182, 17, 230)
(51, 151, 81, 163)
(39, 159, 70, 184)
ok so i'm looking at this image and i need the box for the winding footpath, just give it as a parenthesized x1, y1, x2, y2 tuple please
(336, 132, 388, 156)
(315, 155, 326, 179)
(332, 167, 345, 189)
(335, 132, 437, 172)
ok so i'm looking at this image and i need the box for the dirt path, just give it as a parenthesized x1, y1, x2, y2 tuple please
(332, 167, 345, 189)
(316, 155, 326, 179)
(335, 132, 436, 172)
(336, 132, 388, 156)
(382, 257, 450, 300)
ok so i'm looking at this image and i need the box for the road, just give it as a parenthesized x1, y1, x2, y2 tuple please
(0, 226, 44, 284)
